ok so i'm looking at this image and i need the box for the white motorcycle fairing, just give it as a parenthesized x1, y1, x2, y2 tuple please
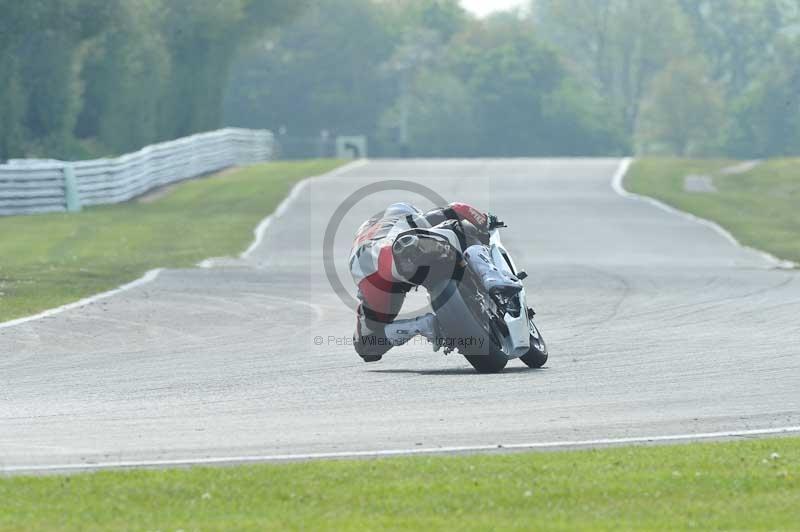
(459, 229, 531, 359)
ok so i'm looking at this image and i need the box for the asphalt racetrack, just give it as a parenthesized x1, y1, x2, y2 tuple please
(2, 159, 799, 472)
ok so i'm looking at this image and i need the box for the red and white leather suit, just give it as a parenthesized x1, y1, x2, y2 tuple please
(349, 201, 489, 359)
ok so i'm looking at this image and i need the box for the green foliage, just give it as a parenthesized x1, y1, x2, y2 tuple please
(461, 20, 563, 155)
(535, 0, 800, 157)
(156, 0, 309, 140)
(0, 55, 27, 159)
(76, 1, 170, 154)
(226, 3, 626, 157)
(0, 0, 303, 160)
(0, 0, 111, 159)
(677, 0, 795, 97)
(534, 0, 692, 137)
(0, 160, 342, 322)
(724, 38, 800, 158)
(638, 58, 724, 156)
(541, 77, 627, 155)
(450, 15, 625, 156)
(225, 0, 397, 147)
(380, 69, 478, 156)
(627, 158, 800, 264)
(400, 0, 470, 41)
(2, 437, 800, 530)
(5, 0, 800, 160)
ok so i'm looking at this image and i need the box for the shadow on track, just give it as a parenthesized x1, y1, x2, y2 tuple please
(368, 366, 546, 376)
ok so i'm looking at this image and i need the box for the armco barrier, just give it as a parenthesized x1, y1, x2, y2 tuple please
(0, 128, 273, 216)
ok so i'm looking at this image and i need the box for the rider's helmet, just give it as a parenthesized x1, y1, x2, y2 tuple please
(392, 231, 458, 285)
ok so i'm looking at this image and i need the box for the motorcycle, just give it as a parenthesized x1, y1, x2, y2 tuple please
(429, 217, 548, 373)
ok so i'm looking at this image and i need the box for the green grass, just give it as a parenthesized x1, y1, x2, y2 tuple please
(0, 160, 343, 322)
(1, 437, 798, 530)
(626, 158, 800, 264)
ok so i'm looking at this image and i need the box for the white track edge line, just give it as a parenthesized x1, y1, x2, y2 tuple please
(240, 158, 368, 260)
(4, 425, 800, 474)
(611, 157, 796, 270)
(0, 269, 164, 331)
(0, 159, 369, 330)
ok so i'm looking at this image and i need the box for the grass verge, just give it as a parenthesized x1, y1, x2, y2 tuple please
(0, 160, 343, 323)
(1, 437, 798, 530)
(625, 158, 800, 265)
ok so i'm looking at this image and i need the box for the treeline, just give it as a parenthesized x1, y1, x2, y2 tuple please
(225, 0, 800, 158)
(0, 0, 305, 161)
(224, 0, 627, 157)
(3, 0, 799, 161)
(535, 0, 800, 158)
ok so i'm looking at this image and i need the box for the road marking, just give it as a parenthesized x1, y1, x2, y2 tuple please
(611, 157, 795, 269)
(241, 159, 369, 260)
(4, 425, 800, 474)
(0, 269, 164, 331)
(5, 158, 794, 475)
(0, 160, 369, 329)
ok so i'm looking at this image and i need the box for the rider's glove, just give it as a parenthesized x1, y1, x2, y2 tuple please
(487, 213, 506, 230)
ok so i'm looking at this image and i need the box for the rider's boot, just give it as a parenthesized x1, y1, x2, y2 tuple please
(383, 313, 441, 352)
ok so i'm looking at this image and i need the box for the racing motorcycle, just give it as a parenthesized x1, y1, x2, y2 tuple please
(429, 217, 548, 373)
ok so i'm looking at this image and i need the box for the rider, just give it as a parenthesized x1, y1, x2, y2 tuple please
(349, 202, 493, 362)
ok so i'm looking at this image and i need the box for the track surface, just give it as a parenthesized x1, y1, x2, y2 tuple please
(2, 159, 799, 471)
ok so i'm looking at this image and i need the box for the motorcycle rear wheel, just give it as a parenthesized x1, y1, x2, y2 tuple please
(429, 280, 508, 374)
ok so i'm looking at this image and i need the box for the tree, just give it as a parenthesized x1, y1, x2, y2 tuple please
(541, 77, 627, 155)
(676, 0, 798, 97)
(0, 1, 307, 160)
(224, 0, 398, 149)
(388, 0, 469, 42)
(382, 28, 444, 155)
(225, 2, 628, 157)
(637, 58, 724, 156)
(76, 0, 170, 154)
(0, 0, 115, 158)
(464, 28, 563, 155)
(378, 69, 478, 156)
(724, 38, 800, 158)
(446, 14, 625, 156)
(160, 0, 306, 139)
(533, 0, 692, 136)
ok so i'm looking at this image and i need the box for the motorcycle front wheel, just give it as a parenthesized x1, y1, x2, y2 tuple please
(520, 318, 548, 368)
